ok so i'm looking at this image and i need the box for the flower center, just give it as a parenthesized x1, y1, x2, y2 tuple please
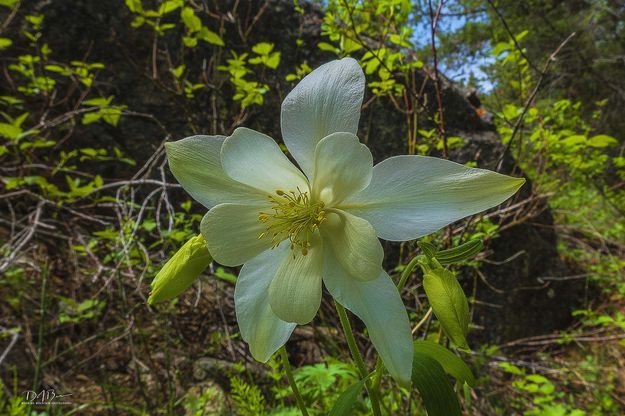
(258, 188, 326, 255)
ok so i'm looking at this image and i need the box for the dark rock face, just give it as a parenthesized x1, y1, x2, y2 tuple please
(17, 0, 584, 344)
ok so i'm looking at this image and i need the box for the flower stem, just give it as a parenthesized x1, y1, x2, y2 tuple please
(397, 255, 422, 292)
(334, 300, 382, 416)
(279, 346, 309, 416)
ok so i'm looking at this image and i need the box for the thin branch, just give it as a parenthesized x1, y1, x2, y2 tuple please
(496, 32, 576, 172)
(485, 0, 542, 75)
(428, 0, 448, 158)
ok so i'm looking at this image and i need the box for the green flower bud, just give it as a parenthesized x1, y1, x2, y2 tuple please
(148, 234, 212, 305)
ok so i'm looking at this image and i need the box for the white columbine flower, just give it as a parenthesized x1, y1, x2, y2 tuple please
(165, 58, 524, 385)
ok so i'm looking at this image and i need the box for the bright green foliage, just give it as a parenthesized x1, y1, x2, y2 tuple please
(230, 376, 268, 416)
(500, 363, 586, 416)
(286, 62, 312, 81)
(82, 96, 127, 126)
(218, 51, 272, 108)
(124, 0, 183, 35)
(320, 0, 423, 98)
(0, 112, 37, 142)
(45, 61, 105, 87)
(0, 37, 12, 50)
(9, 55, 56, 96)
(250, 42, 282, 69)
(0, 378, 27, 416)
(215, 42, 282, 107)
(180, 6, 224, 47)
(58, 297, 105, 324)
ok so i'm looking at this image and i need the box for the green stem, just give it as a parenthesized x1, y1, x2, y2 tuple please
(334, 301, 382, 416)
(279, 346, 309, 416)
(397, 255, 422, 292)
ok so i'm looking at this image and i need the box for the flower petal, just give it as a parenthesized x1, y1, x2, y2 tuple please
(343, 155, 526, 241)
(320, 210, 382, 281)
(281, 58, 365, 178)
(324, 250, 413, 385)
(200, 203, 273, 267)
(235, 244, 296, 362)
(221, 127, 309, 195)
(268, 238, 324, 325)
(165, 135, 265, 208)
(312, 132, 373, 205)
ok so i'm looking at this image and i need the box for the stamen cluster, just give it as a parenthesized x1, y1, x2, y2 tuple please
(258, 188, 326, 255)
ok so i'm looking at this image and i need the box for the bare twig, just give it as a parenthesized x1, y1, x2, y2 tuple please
(428, 0, 448, 158)
(485, 0, 542, 75)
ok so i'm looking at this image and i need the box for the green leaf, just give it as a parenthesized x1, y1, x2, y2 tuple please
(328, 376, 369, 416)
(561, 135, 586, 147)
(588, 134, 617, 148)
(180, 7, 201, 32)
(423, 268, 470, 349)
(0, 37, 12, 50)
(318, 42, 338, 53)
(182, 36, 197, 48)
(0, 123, 21, 140)
(412, 352, 461, 416)
(158, 0, 182, 15)
(82, 112, 101, 125)
(124, 0, 143, 13)
(198, 27, 224, 46)
(417, 241, 437, 258)
(251, 42, 273, 56)
(83, 96, 114, 106)
(413, 340, 475, 386)
(265, 52, 281, 69)
(492, 41, 510, 57)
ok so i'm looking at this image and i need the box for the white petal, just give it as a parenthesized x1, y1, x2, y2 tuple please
(200, 203, 273, 266)
(221, 127, 309, 195)
(235, 244, 296, 362)
(281, 58, 365, 178)
(323, 250, 413, 385)
(320, 210, 382, 281)
(312, 132, 373, 205)
(268, 238, 324, 325)
(165, 135, 265, 208)
(343, 155, 526, 241)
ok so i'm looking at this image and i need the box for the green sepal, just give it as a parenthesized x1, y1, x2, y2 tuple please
(418, 239, 483, 265)
(148, 234, 212, 304)
(417, 241, 437, 258)
(422, 267, 470, 350)
(434, 239, 483, 265)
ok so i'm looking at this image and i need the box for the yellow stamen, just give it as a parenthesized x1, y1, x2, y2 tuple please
(258, 188, 325, 255)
